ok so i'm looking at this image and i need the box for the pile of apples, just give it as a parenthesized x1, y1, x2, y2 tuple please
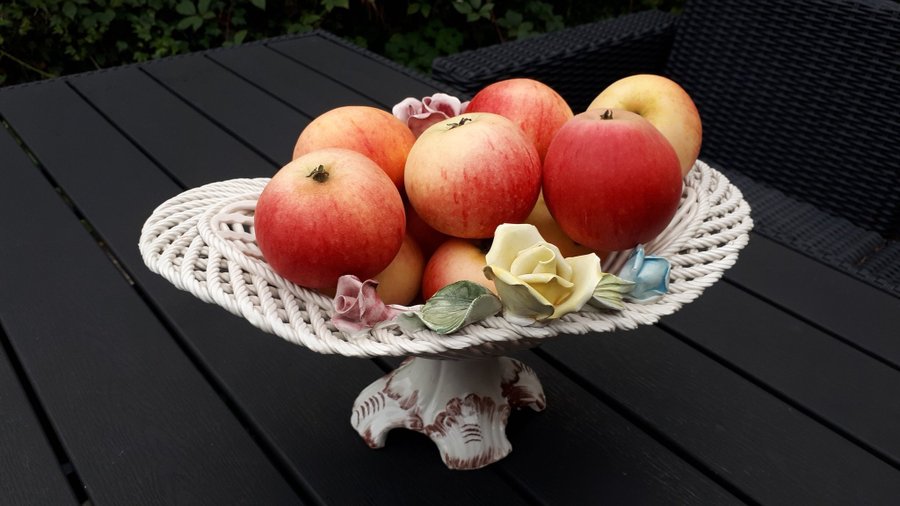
(254, 75, 702, 306)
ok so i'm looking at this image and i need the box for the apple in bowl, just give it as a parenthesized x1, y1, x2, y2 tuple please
(542, 109, 683, 253)
(255, 148, 406, 291)
(404, 112, 542, 239)
(421, 239, 496, 301)
(467, 78, 573, 161)
(292, 106, 416, 191)
(374, 233, 426, 306)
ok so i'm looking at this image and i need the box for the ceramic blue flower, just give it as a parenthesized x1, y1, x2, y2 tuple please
(618, 245, 671, 303)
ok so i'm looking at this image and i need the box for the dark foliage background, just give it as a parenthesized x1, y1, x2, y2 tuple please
(0, 0, 683, 86)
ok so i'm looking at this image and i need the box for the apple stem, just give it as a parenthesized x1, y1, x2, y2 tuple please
(447, 117, 473, 130)
(307, 164, 329, 183)
(600, 109, 614, 120)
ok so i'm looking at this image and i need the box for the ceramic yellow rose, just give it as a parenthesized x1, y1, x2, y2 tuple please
(483, 223, 603, 325)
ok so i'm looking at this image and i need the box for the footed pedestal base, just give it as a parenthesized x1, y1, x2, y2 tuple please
(351, 356, 546, 470)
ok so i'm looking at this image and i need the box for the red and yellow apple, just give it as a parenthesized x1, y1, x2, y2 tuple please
(292, 106, 416, 190)
(542, 109, 682, 252)
(255, 148, 406, 290)
(467, 78, 574, 161)
(421, 239, 496, 301)
(374, 233, 425, 305)
(404, 112, 542, 239)
(588, 74, 702, 176)
(405, 202, 450, 260)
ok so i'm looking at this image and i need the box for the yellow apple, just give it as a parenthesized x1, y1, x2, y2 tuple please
(588, 74, 702, 176)
(524, 193, 595, 259)
(374, 233, 425, 305)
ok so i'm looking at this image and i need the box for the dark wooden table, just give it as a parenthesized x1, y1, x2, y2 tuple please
(1, 31, 899, 505)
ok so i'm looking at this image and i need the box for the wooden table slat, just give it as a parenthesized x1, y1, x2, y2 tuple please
(141, 53, 307, 167)
(726, 234, 900, 368)
(269, 34, 449, 107)
(540, 327, 900, 505)
(662, 281, 900, 466)
(0, 105, 303, 505)
(70, 67, 272, 188)
(501, 352, 741, 504)
(210, 43, 381, 116)
(0, 325, 77, 506)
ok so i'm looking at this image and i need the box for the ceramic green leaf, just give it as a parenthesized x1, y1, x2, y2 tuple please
(588, 272, 635, 310)
(398, 281, 502, 334)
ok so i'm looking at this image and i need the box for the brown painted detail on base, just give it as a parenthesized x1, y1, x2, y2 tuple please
(501, 360, 547, 410)
(444, 447, 510, 470)
(398, 387, 419, 411)
(352, 390, 387, 425)
(462, 423, 483, 444)
(423, 394, 510, 439)
(362, 427, 379, 448)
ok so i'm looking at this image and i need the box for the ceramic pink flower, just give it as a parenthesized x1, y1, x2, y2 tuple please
(332, 275, 401, 333)
(392, 93, 470, 137)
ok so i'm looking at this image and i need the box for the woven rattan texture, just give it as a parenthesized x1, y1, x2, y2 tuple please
(715, 166, 900, 298)
(139, 161, 752, 360)
(665, 0, 900, 237)
(431, 10, 677, 111)
(722, 169, 883, 262)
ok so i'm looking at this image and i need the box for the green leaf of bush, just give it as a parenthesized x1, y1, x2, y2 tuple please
(62, 2, 77, 19)
(176, 1, 196, 16)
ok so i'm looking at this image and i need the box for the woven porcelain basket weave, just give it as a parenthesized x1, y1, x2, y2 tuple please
(139, 160, 752, 359)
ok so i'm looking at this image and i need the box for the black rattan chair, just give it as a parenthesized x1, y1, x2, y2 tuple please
(432, 0, 900, 297)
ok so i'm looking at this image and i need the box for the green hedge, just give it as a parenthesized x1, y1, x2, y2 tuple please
(0, 0, 682, 86)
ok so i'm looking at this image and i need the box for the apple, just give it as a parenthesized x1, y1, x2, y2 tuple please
(524, 193, 596, 259)
(421, 239, 496, 301)
(374, 233, 425, 306)
(588, 74, 702, 176)
(404, 112, 542, 239)
(467, 78, 574, 161)
(542, 109, 683, 253)
(292, 106, 416, 190)
(405, 202, 449, 259)
(255, 148, 406, 290)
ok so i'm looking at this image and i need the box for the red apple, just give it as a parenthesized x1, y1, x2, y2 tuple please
(421, 239, 497, 301)
(404, 112, 542, 239)
(588, 74, 702, 176)
(405, 202, 450, 259)
(467, 78, 574, 161)
(255, 148, 406, 290)
(542, 109, 682, 252)
(374, 233, 425, 306)
(292, 106, 416, 190)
